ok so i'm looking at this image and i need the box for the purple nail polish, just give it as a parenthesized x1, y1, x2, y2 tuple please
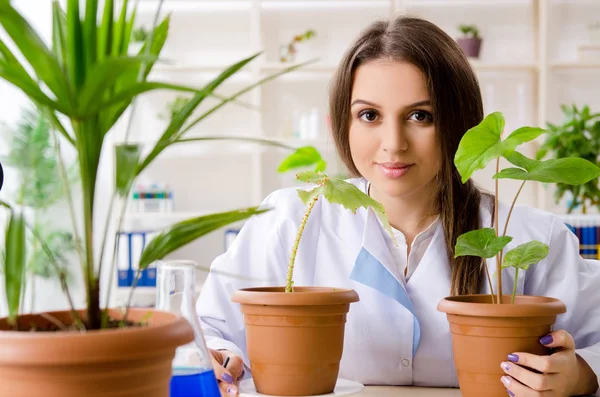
(227, 387, 236, 396)
(507, 389, 515, 397)
(222, 373, 234, 383)
(540, 334, 553, 345)
(507, 354, 519, 363)
(502, 362, 511, 371)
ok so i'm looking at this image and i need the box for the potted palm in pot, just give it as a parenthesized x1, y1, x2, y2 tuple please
(437, 112, 600, 397)
(231, 148, 394, 396)
(0, 0, 310, 395)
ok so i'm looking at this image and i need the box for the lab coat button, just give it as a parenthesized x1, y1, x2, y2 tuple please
(401, 358, 411, 368)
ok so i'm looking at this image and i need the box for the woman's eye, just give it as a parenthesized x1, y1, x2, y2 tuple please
(408, 110, 433, 123)
(359, 110, 379, 123)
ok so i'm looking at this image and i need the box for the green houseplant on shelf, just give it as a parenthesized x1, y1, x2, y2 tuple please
(437, 112, 600, 397)
(232, 147, 394, 396)
(536, 104, 600, 214)
(456, 23, 482, 59)
(0, 0, 312, 395)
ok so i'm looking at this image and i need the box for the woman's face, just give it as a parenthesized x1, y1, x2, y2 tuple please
(349, 59, 441, 202)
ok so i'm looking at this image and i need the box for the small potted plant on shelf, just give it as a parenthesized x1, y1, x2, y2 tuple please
(0, 0, 310, 395)
(456, 24, 482, 59)
(437, 112, 600, 397)
(279, 29, 317, 63)
(231, 147, 393, 396)
(536, 104, 600, 214)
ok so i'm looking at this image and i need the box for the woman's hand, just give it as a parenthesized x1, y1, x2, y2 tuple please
(499, 330, 599, 396)
(210, 349, 246, 397)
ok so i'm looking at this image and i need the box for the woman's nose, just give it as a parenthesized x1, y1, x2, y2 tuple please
(381, 120, 408, 153)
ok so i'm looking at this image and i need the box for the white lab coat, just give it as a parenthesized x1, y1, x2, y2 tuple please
(196, 177, 600, 394)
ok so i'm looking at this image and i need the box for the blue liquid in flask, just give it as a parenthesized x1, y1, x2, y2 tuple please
(170, 367, 221, 397)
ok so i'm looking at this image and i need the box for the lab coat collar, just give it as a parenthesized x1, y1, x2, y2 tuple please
(349, 207, 422, 357)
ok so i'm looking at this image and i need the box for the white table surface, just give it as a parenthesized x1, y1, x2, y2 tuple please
(355, 386, 461, 396)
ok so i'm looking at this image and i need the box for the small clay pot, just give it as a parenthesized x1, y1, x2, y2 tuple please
(438, 294, 566, 397)
(457, 37, 482, 58)
(0, 308, 193, 397)
(232, 286, 359, 396)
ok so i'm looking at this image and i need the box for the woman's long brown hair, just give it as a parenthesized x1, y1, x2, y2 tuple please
(329, 16, 489, 295)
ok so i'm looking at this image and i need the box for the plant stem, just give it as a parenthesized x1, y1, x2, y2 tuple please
(286, 195, 319, 293)
(511, 268, 519, 304)
(483, 260, 495, 304)
(500, 180, 527, 304)
(495, 157, 502, 304)
(51, 128, 86, 277)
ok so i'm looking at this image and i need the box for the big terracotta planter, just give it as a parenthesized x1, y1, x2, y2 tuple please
(438, 295, 566, 397)
(0, 308, 194, 397)
(231, 286, 359, 396)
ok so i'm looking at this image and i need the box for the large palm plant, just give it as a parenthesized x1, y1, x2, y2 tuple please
(0, 0, 311, 330)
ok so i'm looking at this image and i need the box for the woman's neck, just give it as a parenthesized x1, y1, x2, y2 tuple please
(369, 181, 439, 246)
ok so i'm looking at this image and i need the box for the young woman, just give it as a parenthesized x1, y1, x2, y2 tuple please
(196, 16, 600, 397)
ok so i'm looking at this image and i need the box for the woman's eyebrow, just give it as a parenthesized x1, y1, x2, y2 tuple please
(351, 99, 380, 107)
(350, 99, 431, 108)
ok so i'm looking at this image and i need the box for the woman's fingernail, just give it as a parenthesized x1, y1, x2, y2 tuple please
(501, 376, 511, 387)
(227, 387, 237, 396)
(222, 373, 234, 383)
(507, 389, 515, 397)
(507, 354, 519, 363)
(501, 362, 511, 372)
(540, 334, 553, 345)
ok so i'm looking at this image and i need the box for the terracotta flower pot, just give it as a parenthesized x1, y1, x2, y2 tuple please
(0, 308, 194, 397)
(231, 286, 359, 396)
(438, 295, 566, 397)
(457, 37, 482, 58)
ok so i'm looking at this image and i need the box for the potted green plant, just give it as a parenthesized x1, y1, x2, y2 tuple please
(457, 24, 482, 59)
(536, 104, 600, 214)
(0, 105, 78, 313)
(437, 112, 600, 396)
(0, 0, 310, 395)
(231, 148, 393, 396)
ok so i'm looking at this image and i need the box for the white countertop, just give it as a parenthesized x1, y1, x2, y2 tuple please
(356, 386, 461, 396)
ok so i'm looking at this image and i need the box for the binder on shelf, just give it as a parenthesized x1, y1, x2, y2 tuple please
(117, 233, 131, 287)
(558, 215, 600, 260)
(115, 230, 160, 289)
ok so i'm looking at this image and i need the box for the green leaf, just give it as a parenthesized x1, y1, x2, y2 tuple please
(97, 0, 113, 61)
(496, 152, 600, 185)
(122, 5, 136, 55)
(52, 1, 68, 68)
(454, 112, 505, 183)
(67, 0, 84, 89)
(454, 112, 546, 183)
(137, 52, 262, 174)
(83, 0, 98, 72)
(0, 2, 72, 103)
(296, 170, 327, 184)
(4, 207, 26, 325)
(112, 0, 128, 56)
(77, 55, 157, 115)
(138, 207, 270, 270)
(298, 186, 323, 205)
(115, 144, 141, 197)
(278, 146, 327, 173)
(501, 241, 549, 270)
(321, 177, 394, 239)
(0, 63, 69, 114)
(455, 228, 513, 259)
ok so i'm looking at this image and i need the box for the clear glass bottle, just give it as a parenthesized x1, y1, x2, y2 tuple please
(156, 260, 220, 397)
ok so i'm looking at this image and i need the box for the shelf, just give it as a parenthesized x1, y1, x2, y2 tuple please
(550, 61, 600, 69)
(136, 0, 251, 13)
(469, 60, 538, 71)
(261, 0, 390, 10)
(261, 63, 336, 73)
(405, 0, 531, 6)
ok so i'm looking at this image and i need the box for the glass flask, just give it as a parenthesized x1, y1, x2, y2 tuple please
(156, 260, 220, 397)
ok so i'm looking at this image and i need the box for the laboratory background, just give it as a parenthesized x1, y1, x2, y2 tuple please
(0, 0, 598, 315)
